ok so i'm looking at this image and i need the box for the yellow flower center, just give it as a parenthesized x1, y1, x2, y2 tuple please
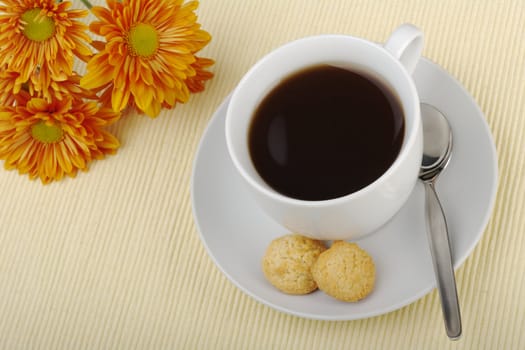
(31, 121, 63, 143)
(21, 8, 55, 42)
(128, 23, 159, 57)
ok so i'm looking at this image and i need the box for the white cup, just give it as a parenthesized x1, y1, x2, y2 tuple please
(225, 24, 424, 240)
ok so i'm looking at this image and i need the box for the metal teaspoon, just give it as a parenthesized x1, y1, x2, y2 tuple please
(419, 103, 462, 340)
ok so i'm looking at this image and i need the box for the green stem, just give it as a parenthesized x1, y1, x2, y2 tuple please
(79, 0, 93, 9)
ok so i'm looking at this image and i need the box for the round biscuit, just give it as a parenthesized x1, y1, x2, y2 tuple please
(312, 241, 375, 302)
(262, 234, 326, 295)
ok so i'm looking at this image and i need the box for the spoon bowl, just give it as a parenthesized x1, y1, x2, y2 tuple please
(420, 104, 453, 181)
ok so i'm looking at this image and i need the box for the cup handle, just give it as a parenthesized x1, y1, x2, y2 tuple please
(384, 24, 424, 75)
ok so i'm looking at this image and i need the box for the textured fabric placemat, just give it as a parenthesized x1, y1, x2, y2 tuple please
(0, 0, 523, 349)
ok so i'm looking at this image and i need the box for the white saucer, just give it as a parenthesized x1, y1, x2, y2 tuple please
(191, 58, 498, 320)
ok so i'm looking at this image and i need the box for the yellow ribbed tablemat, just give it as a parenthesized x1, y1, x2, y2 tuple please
(0, 0, 523, 349)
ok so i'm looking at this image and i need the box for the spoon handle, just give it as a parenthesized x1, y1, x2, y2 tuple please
(424, 182, 462, 340)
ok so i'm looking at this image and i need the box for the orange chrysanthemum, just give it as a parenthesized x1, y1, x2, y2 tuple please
(1, 65, 97, 105)
(0, 66, 27, 106)
(0, 95, 120, 183)
(95, 56, 214, 114)
(34, 71, 98, 102)
(0, 0, 92, 95)
(186, 56, 214, 94)
(81, 0, 213, 117)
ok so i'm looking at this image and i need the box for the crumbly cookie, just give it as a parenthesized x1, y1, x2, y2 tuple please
(262, 234, 327, 295)
(312, 241, 375, 302)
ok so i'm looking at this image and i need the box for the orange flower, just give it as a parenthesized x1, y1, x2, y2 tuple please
(81, 0, 213, 117)
(0, 66, 27, 106)
(0, 95, 120, 183)
(0, 0, 92, 96)
(34, 71, 98, 102)
(186, 56, 214, 94)
(0, 65, 96, 105)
